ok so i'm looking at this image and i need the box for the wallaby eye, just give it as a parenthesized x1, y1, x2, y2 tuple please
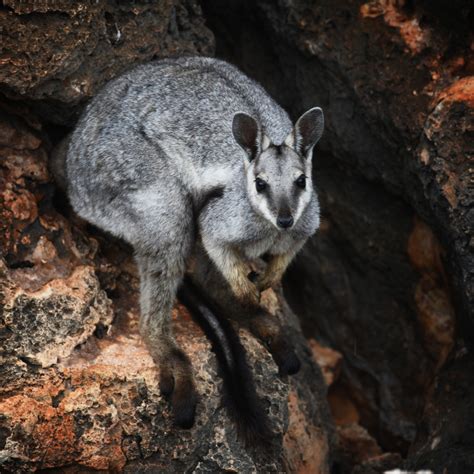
(296, 174, 306, 189)
(255, 177, 267, 193)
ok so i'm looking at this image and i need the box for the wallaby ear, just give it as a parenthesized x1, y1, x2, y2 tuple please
(232, 113, 260, 160)
(286, 107, 324, 157)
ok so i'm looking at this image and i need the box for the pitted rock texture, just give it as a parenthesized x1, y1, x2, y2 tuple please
(0, 108, 113, 370)
(0, 286, 333, 473)
(1, 263, 113, 368)
(0, 0, 215, 124)
(0, 108, 334, 472)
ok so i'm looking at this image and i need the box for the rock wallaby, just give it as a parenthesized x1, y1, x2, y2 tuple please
(58, 57, 324, 440)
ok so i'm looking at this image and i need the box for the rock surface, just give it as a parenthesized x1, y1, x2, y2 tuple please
(0, 0, 214, 124)
(0, 3, 334, 471)
(1, 0, 473, 472)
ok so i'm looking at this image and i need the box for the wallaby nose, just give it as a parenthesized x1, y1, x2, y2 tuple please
(277, 215, 294, 229)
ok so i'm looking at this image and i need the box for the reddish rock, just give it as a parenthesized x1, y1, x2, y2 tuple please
(337, 423, 382, 466)
(284, 390, 331, 474)
(309, 338, 343, 387)
(408, 217, 455, 367)
(328, 384, 360, 428)
(0, 108, 334, 473)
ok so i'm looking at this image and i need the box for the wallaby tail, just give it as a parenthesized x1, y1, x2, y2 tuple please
(49, 135, 71, 192)
(177, 276, 272, 446)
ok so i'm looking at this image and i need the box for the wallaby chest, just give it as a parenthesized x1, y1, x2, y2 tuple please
(240, 229, 297, 259)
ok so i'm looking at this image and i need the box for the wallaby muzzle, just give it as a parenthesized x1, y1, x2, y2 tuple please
(277, 215, 294, 229)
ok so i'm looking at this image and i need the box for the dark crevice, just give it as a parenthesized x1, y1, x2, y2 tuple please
(5, 257, 35, 269)
(202, 0, 470, 471)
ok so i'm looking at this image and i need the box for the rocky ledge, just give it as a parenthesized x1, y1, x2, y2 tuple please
(0, 107, 334, 472)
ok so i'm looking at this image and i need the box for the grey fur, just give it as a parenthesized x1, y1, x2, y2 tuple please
(63, 56, 323, 426)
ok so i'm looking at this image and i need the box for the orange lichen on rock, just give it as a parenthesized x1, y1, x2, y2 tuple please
(360, 0, 430, 54)
(0, 388, 126, 471)
(5, 187, 38, 222)
(422, 77, 473, 209)
(0, 394, 77, 467)
(309, 339, 343, 387)
(436, 76, 474, 107)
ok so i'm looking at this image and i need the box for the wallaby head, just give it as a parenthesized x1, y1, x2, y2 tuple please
(232, 107, 324, 230)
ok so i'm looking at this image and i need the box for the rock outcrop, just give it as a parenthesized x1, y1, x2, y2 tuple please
(0, 107, 334, 472)
(0, 0, 214, 124)
(203, 0, 473, 470)
(0, 1, 334, 472)
(1, 0, 473, 472)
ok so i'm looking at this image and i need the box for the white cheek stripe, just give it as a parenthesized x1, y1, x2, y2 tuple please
(246, 165, 279, 229)
(293, 160, 313, 224)
(260, 199, 280, 229)
(245, 159, 314, 230)
(262, 134, 271, 151)
(293, 186, 312, 224)
(284, 130, 295, 149)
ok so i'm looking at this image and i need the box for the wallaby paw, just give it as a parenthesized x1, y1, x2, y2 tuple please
(159, 365, 175, 397)
(171, 387, 198, 429)
(255, 276, 275, 292)
(233, 277, 261, 307)
(159, 351, 198, 429)
(160, 371, 198, 429)
(256, 272, 283, 292)
(277, 350, 301, 376)
(266, 339, 301, 376)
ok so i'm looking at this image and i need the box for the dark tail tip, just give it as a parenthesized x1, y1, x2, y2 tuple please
(220, 335, 273, 448)
(226, 388, 273, 448)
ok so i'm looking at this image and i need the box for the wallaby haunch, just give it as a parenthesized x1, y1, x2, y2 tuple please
(60, 57, 324, 441)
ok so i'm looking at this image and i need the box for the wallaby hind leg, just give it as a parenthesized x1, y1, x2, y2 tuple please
(245, 310, 301, 376)
(137, 251, 197, 428)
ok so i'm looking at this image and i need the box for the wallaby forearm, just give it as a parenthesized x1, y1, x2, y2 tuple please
(257, 243, 304, 291)
(203, 239, 260, 306)
(257, 253, 293, 291)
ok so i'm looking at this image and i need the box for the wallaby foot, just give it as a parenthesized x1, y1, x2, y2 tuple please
(248, 311, 301, 376)
(267, 338, 301, 376)
(136, 247, 197, 429)
(159, 345, 198, 428)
